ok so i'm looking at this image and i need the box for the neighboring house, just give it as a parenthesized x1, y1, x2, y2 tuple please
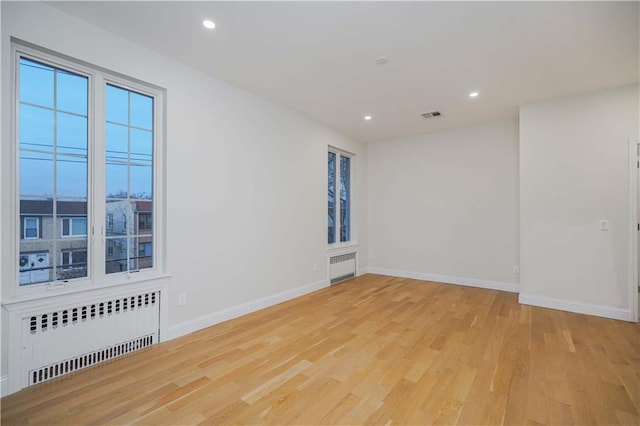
(104, 199, 153, 273)
(20, 200, 88, 284)
(20, 199, 152, 284)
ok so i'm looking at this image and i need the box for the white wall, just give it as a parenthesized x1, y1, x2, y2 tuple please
(367, 120, 520, 291)
(519, 85, 639, 320)
(0, 1, 367, 379)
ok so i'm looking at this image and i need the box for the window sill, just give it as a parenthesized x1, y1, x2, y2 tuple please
(327, 242, 359, 253)
(2, 272, 172, 309)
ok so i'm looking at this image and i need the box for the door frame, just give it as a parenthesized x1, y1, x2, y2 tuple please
(628, 139, 639, 322)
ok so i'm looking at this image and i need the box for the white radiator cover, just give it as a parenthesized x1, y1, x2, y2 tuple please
(4, 287, 162, 394)
(329, 252, 357, 284)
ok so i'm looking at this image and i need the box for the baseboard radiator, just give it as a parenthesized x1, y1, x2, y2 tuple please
(329, 252, 357, 284)
(22, 291, 160, 386)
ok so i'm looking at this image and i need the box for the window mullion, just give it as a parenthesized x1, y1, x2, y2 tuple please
(92, 73, 106, 282)
(334, 151, 341, 244)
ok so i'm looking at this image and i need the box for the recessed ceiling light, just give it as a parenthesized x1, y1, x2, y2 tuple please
(202, 20, 216, 30)
(469, 91, 479, 98)
(375, 56, 389, 65)
(364, 115, 372, 121)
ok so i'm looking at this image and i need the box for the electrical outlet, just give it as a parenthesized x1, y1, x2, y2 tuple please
(599, 220, 608, 231)
(513, 265, 520, 274)
(178, 293, 187, 306)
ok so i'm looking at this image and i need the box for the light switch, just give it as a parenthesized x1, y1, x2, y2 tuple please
(600, 220, 608, 231)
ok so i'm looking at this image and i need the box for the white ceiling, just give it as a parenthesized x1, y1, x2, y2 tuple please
(49, 1, 639, 143)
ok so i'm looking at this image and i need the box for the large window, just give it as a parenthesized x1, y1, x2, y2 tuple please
(328, 149, 351, 244)
(15, 45, 163, 289)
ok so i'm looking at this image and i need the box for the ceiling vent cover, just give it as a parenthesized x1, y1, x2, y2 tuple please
(421, 111, 442, 119)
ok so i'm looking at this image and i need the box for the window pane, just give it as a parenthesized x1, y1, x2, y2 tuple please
(105, 237, 130, 274)
(57, 112, 88, 155)
(106, 85, 154, 274)
(130, 164, 152, 199)
(56, 70, 87, 115)
(130, 92, 153, 130)
(328, 152, 336, 244)
(106, 163, 128, 198)
(57, 249, 87, 280)
(18, 57, 89, 286)
(20, 104, 54, 150)
(130, 128, 152, 159)
(340, 155, 350, 242)
(106, 84, 129, 125)
(57, 155, 87, 198)
(135, 237, 153, 270)
(20, 152, 53, 197)
(19, 58, 54, 108)
(106, 123, 128, 159)
(105, 200, 128, 236)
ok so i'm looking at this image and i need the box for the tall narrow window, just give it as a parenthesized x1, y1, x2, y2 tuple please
(328, 149, 352, 244)
(328, 152, 336, 244)
(340, 155, 351, 242)
(18, 57, 88, 284)
(105, 84, 154, 274)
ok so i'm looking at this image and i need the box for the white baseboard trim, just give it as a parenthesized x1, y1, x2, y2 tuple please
(367, 267, 519, 293)
(1, 375, 8, 398)
(519, 293, 633, 322)
(166, 279, 330, 341)
(357, 267, 368, 277)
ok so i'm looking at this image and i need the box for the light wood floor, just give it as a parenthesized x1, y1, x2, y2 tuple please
(2, 274, 639, 425)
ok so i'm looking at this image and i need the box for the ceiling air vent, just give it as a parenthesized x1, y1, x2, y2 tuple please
(421, 111, 442, 119)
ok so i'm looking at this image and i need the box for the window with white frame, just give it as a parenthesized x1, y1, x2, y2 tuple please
(61, 217, 87, 237)
(22, 217, 40, 240)
(15, 44, 163, 288)
(328, 148, 351, 244)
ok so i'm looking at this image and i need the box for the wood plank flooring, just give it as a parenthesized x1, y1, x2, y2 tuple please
(2, 274, 639, 425)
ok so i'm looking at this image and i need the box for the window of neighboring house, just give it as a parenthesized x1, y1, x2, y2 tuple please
(14, 43, 164, 289)
(61, 249, 87, 270)
(138, 213, 152, 231)
(138, 242, 152, 258)
(328, 149, 352, 244)
(61, 217, 87, 237)
(22, 217, 40, 239)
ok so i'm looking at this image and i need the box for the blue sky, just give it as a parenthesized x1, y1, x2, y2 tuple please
(19, 58, 153, 201)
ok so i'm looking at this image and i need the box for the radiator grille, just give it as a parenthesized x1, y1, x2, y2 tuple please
(28, 292, 157, 334)
(330, 252, 356, 264)
(21, 291, 160, 388)
(29, 335, 155, 385)
(329, 252, 357, 284)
